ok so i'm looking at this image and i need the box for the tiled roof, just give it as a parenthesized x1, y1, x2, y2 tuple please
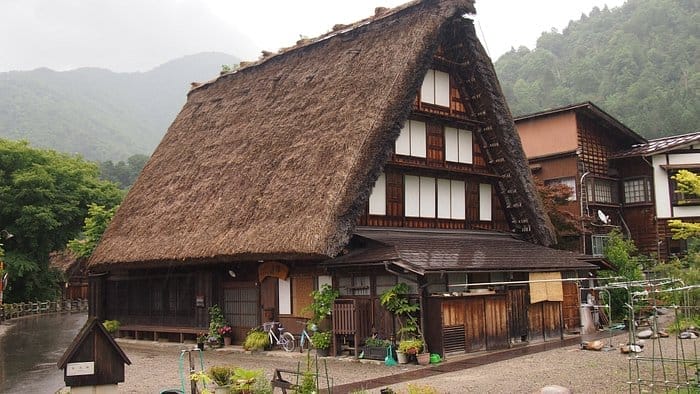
(613, 131, 700, 159)
(327, 227, 597, 273)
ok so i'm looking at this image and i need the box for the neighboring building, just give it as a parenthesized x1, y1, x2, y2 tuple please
(516, 102, 700, 261)
(89, 0, 597, 356)
(50, 249, 89, 300)
(613, 131, 700, 259)
(516, 102, 654, 257)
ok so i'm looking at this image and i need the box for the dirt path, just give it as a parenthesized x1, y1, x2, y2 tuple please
(116, 331, 698, 393)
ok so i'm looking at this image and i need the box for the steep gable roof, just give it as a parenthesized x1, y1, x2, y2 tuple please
(90, 0, 553, 269)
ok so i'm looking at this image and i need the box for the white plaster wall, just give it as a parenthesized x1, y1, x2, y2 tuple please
(653, 154, 672, 218)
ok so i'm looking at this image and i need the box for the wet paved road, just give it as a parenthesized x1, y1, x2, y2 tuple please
(0, 312, 87, 393)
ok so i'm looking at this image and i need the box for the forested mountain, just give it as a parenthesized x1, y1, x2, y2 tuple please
(495, 0, 698, 139)
(0, 52, 238, 161)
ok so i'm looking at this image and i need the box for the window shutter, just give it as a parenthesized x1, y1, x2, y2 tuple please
(410, 121, 427, 158)
(437, 178, 451, 219)
(434, 70, 450, 107)
(421, 70, 435, 104)
(369, 172, 386, 215)
(404, 175, 420, 217)
(479, 183, 492, 221)
(419, 176, 436, 218)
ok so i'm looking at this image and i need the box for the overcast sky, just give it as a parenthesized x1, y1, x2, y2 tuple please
(0, 0, 626, 73)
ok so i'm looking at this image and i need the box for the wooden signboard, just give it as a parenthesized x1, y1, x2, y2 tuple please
(57, 317, 131, 388)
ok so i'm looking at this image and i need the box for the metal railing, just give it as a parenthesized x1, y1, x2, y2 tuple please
(0, 299, 88, 322)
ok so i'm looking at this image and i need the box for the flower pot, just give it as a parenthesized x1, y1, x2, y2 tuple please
(416, 352, 430, 366)
(214, 386, 230, 394)
(223, 336, 232, 346)
(396, 351, 408, 364)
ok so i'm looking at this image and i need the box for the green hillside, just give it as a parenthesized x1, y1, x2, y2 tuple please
(495, 0, 698, 138)
(0, 52, 238, 161)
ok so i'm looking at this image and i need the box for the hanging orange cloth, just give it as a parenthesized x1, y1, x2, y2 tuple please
(529, 272, 564, 303)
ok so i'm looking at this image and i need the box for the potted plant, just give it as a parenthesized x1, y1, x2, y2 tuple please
(311, 330, 332, 356)
(380, 283, 429, 364)
(102, 319, 120, 337)
(243, 328, 269, 351)
(362, 336, 391, 360)
(217, 325, 233, 346)
(208, 304, 227, 347)
(398, 338, 423, 355)
(208, 365, 236, 393)
(196, 332, 208, 351)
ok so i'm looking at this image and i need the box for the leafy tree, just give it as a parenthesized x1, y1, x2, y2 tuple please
(658, 170, 700, 309)
(536, 179, 579, 250)
(668, 170, 700, 239)
(67, 203, 118, 258)
(99, 153, 149, 189)
(0, 139, 122, 302)
(599, 228, 644, 320)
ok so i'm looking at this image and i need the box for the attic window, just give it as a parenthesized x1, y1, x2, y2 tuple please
(444, 127, 473, 164)
(395, 120, 426, 158)
(421, 69, 450, 107)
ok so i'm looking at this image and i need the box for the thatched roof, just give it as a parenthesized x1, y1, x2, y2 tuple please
(90, 0, 553, 269)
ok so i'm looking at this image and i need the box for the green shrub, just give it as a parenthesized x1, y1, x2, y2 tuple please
(243, 329, 270, 351)
(364, 337, 390, 347)
(311, 331, 332, 350)
(398, 338, 423, 354)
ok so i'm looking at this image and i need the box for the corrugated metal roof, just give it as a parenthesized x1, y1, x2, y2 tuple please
(327, 227, 597, 272)
(613, 131, 700, 159)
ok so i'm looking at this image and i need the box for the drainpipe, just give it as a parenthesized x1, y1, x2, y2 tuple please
(580, 171, 591, 254)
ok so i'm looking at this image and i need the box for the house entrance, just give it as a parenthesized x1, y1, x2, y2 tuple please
(223, 281, 260, 341)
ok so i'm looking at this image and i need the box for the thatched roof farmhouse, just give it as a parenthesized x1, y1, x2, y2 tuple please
(88, 0, 595, 357)
(90, 0, 554, 270)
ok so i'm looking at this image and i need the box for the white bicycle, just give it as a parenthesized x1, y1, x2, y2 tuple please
(263, 321, 295, 352)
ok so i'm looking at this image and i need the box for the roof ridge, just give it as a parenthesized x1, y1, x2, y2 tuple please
(189, 0, 476, 94)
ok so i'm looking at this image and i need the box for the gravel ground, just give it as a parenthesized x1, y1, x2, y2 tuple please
(116, 328, 699, 394)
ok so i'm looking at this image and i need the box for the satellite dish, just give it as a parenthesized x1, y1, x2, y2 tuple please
(597, 210, 610, 224)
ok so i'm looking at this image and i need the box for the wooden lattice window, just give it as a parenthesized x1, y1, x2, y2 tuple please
(623, 177, 652, 204)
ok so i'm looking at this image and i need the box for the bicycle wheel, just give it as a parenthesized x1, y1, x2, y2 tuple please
(281, 332, 296, 352)
(299, 332, 312, 353)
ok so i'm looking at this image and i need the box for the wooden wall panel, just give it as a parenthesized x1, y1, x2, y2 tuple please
(543, 301, 563, 340)
(427, 122, 444, 165)
(528, 302, 544, 340)
(562, 281, 581, 333)
(292, 276, 314, 318)
(441, 299, 466, 326)
(464, 297, 486, 352)
(485, 296, 509, 350)
(507, 286, 528, 340)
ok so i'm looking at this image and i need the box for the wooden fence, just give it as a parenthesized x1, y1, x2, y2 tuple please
(0, 299, 88, 322)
